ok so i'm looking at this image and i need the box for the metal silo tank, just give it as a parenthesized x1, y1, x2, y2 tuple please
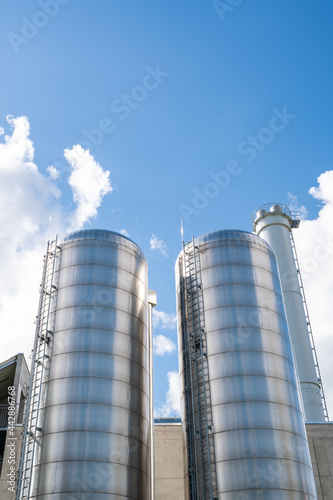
(176, 229, 317, 499)
(252, 203, 326, 422)
(31, 229, 150, 499)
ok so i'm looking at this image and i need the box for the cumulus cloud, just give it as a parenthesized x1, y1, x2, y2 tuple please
(154, 334, 176, 356)
(153, 309, 177, 330)
(47, 165, 60, 180)
(65, 145, 112, 229)
(155, 371, 181, 417)
(120, 229, 129, 237)
(150, 234, 168, 256)
(0, 115, 112, 363)
(287, 192, 308, 220)
(291, 170, 333, 416)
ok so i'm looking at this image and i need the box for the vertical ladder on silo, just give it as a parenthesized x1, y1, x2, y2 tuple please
(179, 256, 197, 500)
(16, 238, 61, 500)
(289, 230, 329, 421)
(180, 238, 217, 500)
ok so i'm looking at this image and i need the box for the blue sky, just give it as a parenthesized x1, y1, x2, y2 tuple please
(1, 0, 333, 416)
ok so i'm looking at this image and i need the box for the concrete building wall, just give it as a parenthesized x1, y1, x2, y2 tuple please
(13, 355, 30, 425)
(0, 353, 30, 500)
(155, 422, 333, 500)
(154, 423, 185, 500)
(306, 423, 333, 500)
(0, 424, 24, 500)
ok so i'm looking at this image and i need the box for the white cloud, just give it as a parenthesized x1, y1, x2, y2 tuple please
(47, 165, 60, 180)
(154, 334, 176, 356)
(150, 234, 168, 256)
(0, 115, 112, 364)
(65, 145, 112, 229)
(155, 371, 181, 417)
(287, 192, 308, 220)
(153, 309, 177, 330)
(120, 229, 129, 237)
(292, 170, 333, 417)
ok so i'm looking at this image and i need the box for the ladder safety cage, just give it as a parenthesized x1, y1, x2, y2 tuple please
(289, 230, 329, 421)
(179, 237, 217, 500)
(16, 238, 61, 500)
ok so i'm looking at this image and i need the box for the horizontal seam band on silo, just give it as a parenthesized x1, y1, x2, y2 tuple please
(31, 458, 150, 471)
(209, 400, 304, 414)
(197, 325, 290, 339)
(206, 349, 295, 366)
(213, 455, 315, 469)
(197, 262, 280, 280)
(214, 486, 317, 498)
(52, 326, 149, 350)
(37, 429, 150, 449)
(202, 303, 288, 321)
(31, 459, 149, 482)
(208, 372, 299, 388)
(194, 239, 276, 256)
(61, 240, 147, 265)
(198, 283, 282, 294)
(283, 289, 304, 297)
(48, 351, 150, 377)
(53, 304, 148, 327)
(30, 489, 146, 500)
(41, 376, 150, 399)
(39, 402, 150, 423)
(57, 262, 147, 287)
(56, 282, 148, 306)
(212, 427, 311, 441)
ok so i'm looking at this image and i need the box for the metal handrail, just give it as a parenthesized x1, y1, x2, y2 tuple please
(251, 203, 299, 224)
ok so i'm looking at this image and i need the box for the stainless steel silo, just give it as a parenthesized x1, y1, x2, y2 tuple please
(176, 230, 317, 499)
(22, 229, 150, 499)
(252, 203, 327, 422)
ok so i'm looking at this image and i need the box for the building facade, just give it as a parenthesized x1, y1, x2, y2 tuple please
(0, 354, 29, 500)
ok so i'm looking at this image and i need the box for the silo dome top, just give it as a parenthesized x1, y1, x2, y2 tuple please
(256, 209, 267, 219)
(63, 228, 132, 243)
(252, 203, 300, 230)
(270, 204, 283, 213)
(62, 229, 146, 260)
(192, 229, 274, 254)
